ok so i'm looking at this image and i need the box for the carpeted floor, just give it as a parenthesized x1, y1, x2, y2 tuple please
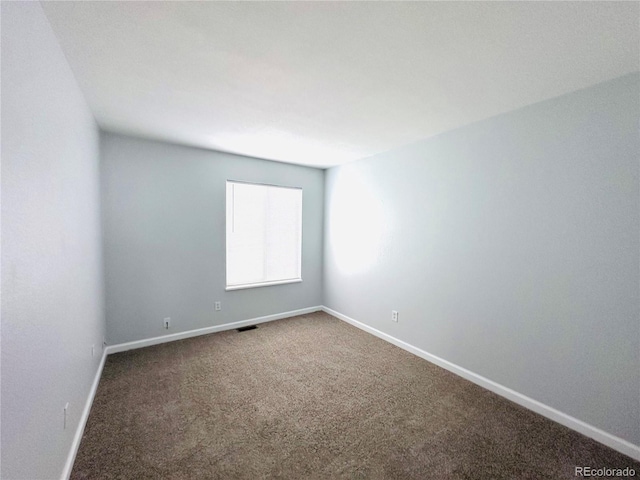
(72, 312, 639, 479)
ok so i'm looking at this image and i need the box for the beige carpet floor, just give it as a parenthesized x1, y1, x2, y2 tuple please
(71, 311, 639, 479)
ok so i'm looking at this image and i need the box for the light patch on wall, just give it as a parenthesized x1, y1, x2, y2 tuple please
(206, 128, 366, 167)
(328, 169, 388, 275)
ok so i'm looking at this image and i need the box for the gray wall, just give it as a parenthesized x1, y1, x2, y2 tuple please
(323, 73, 640, 446)
(1, 3, 106, 479)
(100, 133, 324, 345)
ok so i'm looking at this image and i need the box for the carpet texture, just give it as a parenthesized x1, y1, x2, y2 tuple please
(72, 312, 639, 479)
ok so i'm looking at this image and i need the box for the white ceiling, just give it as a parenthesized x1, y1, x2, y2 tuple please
(42, 1, 639, 169)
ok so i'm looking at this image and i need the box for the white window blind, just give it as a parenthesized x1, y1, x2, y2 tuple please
(226, 181, 302, 290)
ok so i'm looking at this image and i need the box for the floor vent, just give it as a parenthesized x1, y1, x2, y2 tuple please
(237, 325, 257, 332)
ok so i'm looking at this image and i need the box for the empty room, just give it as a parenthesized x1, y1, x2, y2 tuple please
(2, 1, 639, 479)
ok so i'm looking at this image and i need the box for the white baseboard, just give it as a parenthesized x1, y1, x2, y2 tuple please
(105, 306, 323, 355)
(321, 306, 640, 462)
(61, 348, 108, 480)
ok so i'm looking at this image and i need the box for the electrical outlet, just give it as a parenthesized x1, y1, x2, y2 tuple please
(164, 317, 171, 329)
(392, 310, 399, 322)
(64, 403, 69, 430)
(215, 301, 221, 311)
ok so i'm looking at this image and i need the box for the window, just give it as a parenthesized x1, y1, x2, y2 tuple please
(226, 181, 302, 290)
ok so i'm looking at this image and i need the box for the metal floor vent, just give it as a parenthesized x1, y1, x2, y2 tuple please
(237, 325, 257, 332)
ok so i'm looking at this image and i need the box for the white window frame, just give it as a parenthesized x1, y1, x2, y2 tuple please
(225, 180, 303, 291)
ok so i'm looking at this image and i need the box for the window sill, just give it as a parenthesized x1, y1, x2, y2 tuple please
(226, 278, 302, 291)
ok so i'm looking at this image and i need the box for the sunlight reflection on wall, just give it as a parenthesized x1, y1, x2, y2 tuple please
(328, 168, 388, 275)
